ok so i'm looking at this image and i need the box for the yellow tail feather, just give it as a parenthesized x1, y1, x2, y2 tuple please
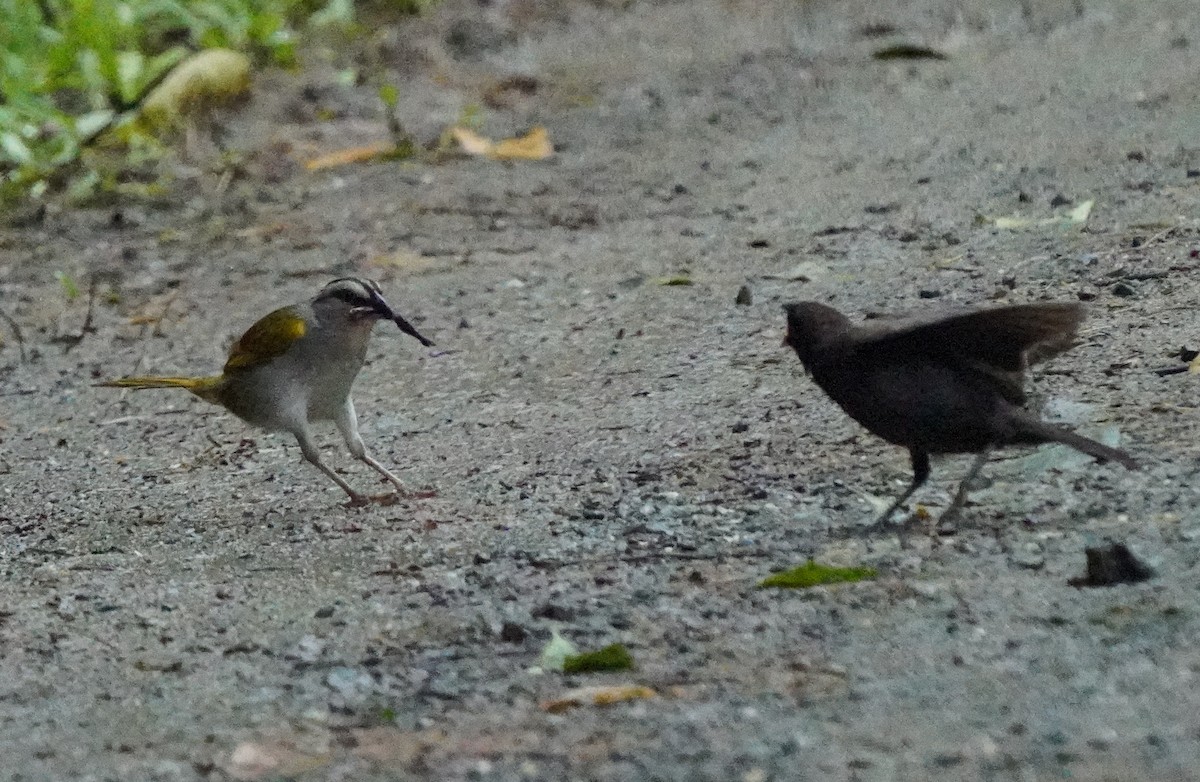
(95, 375, 223, 404)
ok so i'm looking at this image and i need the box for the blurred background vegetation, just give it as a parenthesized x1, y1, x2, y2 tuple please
(0, 0, 434, 205)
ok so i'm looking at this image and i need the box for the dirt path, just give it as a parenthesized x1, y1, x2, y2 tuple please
(2, 0, 1199, 779)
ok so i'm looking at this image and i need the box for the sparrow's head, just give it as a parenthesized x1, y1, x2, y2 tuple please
(782, 301, 851, 368)
(315, 277, 435, 347)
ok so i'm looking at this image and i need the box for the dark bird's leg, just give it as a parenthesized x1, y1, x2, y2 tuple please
(941, 447, 993, 525)
(877, 450, 930, 525)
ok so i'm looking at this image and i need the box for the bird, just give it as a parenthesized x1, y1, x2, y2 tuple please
(97, 277, 435, 505)
(782, 300, 1137, 525)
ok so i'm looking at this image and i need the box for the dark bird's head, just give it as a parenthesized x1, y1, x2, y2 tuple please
(315, 277, 435, 347)
(782, 301, 852, 369)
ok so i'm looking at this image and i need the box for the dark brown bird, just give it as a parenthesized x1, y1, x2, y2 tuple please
(782, 301, 1138, 524)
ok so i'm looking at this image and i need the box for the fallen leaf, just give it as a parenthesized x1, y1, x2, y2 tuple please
(450, 126, 493, 156)
(989, 199, 1095, 230)
(450, 126, 553, 161)
(305, 142, 401, 171)
(490, 126, 553, 160)
(653, 275, 693, 286)
(540, 684, 657, 713)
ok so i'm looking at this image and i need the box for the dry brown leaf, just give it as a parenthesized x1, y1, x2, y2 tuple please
(450, 126, 553, 161)
(449, 127, 494, 156)
(539, 684, 656, 713)
(305, 142, 396, 171)
(490, 126, 553, 160)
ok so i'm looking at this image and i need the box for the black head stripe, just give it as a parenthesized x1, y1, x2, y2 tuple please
(322, 278, 373, 306)
(320, 277, 394, 317)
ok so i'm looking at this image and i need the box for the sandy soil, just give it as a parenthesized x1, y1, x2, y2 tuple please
(2, 0, 1200, 779)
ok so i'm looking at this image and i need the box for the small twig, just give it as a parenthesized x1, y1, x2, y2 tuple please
(0, 308, 27, 363)
(1141, 225, 1177, 248)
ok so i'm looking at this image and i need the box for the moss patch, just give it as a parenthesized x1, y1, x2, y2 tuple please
(562, 644, 634, 674)
(758, 561, 877, 589)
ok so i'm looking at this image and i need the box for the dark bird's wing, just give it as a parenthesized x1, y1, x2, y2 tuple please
(851, 303, 1085, 372)
(849, 302, 1084, 405)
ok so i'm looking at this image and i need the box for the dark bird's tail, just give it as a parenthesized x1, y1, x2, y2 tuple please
(1013, 415, 1138, 469)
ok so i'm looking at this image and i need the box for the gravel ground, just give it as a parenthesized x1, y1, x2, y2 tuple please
(2, 0, 1200, 779)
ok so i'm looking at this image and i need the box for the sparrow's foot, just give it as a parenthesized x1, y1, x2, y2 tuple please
(365, 489, 437, 506)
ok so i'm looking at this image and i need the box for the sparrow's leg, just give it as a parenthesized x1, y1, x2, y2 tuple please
(293, 424, 367, 506)
(334, 399, 406, 494)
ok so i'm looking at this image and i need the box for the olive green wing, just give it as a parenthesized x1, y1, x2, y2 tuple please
(223, 306, 306, 373)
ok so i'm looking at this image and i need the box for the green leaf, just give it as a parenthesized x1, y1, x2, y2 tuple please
(0, 132, 33, 165)
(758, 560, 877, 589)
(116, 50, 144, 104)
(75, 109, 114, 139)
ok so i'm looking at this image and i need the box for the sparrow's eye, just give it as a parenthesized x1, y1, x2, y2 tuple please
(328, 288, 371, 308)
